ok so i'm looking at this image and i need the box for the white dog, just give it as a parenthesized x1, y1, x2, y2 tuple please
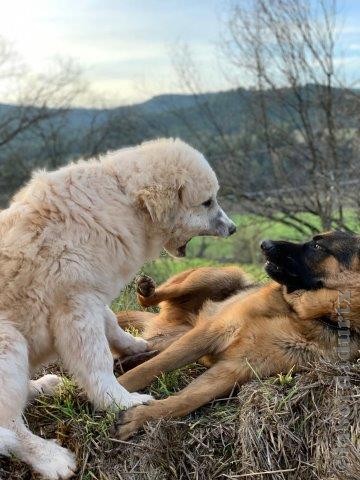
(0, 138, 235, 479)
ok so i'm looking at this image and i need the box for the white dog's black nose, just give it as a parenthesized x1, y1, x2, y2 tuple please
(228, 223, 237, 236)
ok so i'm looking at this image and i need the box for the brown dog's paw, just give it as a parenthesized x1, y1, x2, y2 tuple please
(114, 350, 159, 374)
(136, 275, 156, 298)
(111, 406, 147, 440)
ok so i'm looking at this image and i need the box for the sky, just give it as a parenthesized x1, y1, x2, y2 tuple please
(0, 0, 359, 107)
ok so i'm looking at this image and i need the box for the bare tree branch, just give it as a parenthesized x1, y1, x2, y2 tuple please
(169, 0, 360, 234)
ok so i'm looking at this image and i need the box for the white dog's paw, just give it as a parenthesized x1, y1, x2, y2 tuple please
(123, 335, 149, 355)
(121, 392, 154, 409)
(0, 427, 17, 455)
(94, 381, 153, 411)
(36, 374, 62, 395)
(30, 440, 76, 480)
(129, 337, 149, 354)
(30, 374, 62, 400)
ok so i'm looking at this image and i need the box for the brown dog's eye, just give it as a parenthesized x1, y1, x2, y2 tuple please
(314, 243, 322, 250)
(202, 198, 212, 208)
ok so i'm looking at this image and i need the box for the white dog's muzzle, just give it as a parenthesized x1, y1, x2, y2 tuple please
(210, 208, 236, 237)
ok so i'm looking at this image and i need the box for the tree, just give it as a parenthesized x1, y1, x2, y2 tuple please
(0, 37, 84, 150)
(0, 37, 85, 203)
(170, 0, 360, 234)
(0, 36, 143, 205)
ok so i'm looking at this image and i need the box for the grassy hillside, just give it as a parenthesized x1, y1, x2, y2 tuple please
(0, 83, 359, 206)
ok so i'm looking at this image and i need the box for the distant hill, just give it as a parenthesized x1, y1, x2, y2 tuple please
(0, 84, 358, 146)
(0, 84, 358, 204)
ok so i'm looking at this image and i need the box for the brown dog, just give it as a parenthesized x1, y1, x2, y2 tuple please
(115, 231, 360, 439)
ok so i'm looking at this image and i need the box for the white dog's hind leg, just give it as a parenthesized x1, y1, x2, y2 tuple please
(0, 426, 17, 455)
(0, 322, 23, 455)
(104, 306, 148, 356)
(11, 416, 76, 480)
(28, 374, 62, 402)
(53, 294, 153, 411)
(0, 321, 76, 479)
(0, 321, 29, 426)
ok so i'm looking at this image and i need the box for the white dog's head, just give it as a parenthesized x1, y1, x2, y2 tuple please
(134, 138, 236, 257)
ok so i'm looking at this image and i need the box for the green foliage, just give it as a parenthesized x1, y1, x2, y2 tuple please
(179, 211, 360, 266)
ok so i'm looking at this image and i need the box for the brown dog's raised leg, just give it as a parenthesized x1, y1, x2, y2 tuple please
(117, 326, 215, 392)
(136, 276, 192, 307)
(137, 267, 250, 308)
(114, 361, 246, 439)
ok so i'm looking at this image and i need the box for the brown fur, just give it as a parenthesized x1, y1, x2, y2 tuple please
(114, 257, 360, 440)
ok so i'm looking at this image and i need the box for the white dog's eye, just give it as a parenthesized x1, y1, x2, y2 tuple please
(202, 198, 213, 208)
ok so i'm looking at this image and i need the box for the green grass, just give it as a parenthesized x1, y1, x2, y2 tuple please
(33, 377, 116, 443)
(142, 257, 266, 285)
(149, 364, 206, 397)
(145, 257, 217, 283)
(276, 366, 296, 387)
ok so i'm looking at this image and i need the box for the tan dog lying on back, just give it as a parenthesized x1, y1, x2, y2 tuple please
(115, 231, 360, 439)
(0, 138, 235, 479)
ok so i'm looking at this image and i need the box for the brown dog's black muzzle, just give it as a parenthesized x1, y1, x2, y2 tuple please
(261, 239, 322, 292)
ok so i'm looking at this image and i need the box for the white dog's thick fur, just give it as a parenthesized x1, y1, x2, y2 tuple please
(0, 138, 235, 478)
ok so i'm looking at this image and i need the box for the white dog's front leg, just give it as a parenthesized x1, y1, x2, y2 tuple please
(104, 306, 148, 357)
(52, 294, 153, 410)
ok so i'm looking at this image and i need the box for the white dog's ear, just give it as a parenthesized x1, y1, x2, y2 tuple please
(137, 186, 179, 223)
(178, 185, 184, 203)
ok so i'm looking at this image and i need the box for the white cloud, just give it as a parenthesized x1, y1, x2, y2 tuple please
(0, 0, 359, 106)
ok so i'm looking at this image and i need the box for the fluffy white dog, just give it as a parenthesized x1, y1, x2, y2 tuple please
(0, 138, 235, 479)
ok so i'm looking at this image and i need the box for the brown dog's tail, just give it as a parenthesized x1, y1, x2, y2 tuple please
(116, 311, 156, 333)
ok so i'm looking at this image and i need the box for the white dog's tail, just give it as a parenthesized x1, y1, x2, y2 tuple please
(0, 427, 17, 456)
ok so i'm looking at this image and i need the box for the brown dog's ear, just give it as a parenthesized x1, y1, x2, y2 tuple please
(137, 185, 178, 223)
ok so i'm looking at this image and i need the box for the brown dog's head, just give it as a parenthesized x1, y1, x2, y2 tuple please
(260, 231, 360, 292)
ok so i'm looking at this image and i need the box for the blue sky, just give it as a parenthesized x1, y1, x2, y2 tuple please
(0, 0, 359, 106)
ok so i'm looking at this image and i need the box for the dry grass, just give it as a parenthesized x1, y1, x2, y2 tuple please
(0, 361, 359, 480)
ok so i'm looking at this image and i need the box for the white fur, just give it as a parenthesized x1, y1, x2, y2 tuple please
(0, 427, 17, 456)
(28, 374, 62, 401)
(0, 138, 234, 478)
